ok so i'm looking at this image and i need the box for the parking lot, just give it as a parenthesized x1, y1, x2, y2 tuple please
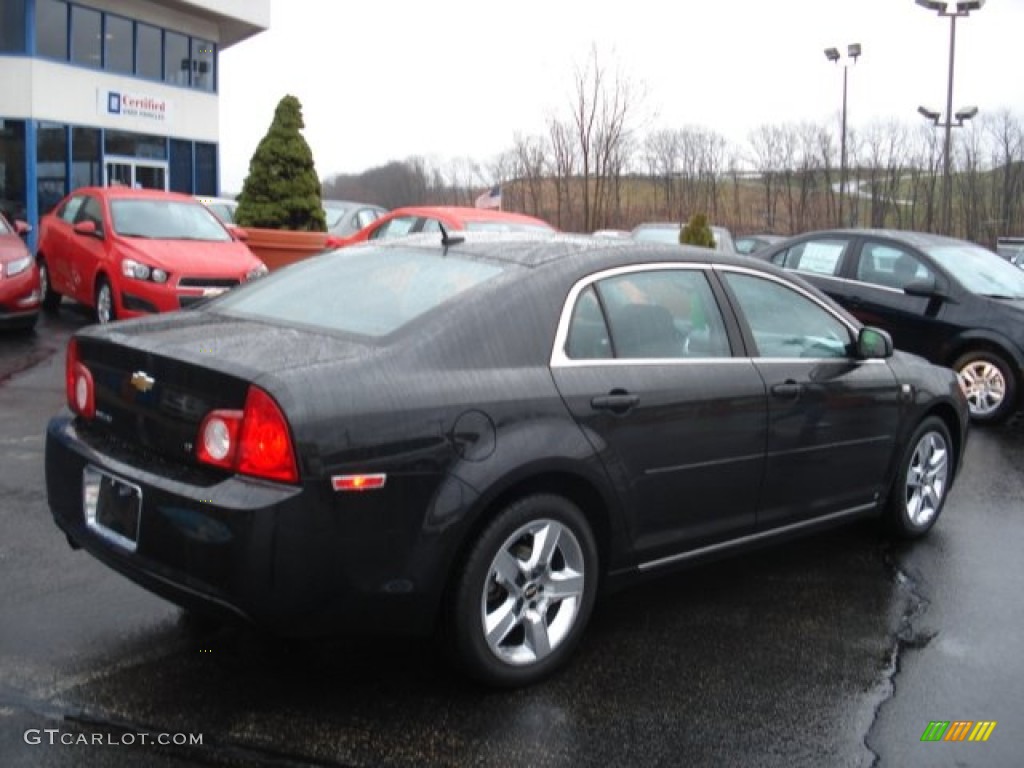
(1, 310, 1022, 767)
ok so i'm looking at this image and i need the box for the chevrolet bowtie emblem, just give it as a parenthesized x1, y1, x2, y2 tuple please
(130, 371, 155, 393)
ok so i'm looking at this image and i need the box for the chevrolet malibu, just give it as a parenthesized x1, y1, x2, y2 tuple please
(46, 233, 968, 687)
(37, 187, 267, 324)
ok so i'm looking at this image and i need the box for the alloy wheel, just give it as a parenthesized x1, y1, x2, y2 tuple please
(957, 359, 1006, 418)
(904, 430, 950, 528)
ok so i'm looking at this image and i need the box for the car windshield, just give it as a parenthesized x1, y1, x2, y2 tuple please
(927, 243, 1024, 299)
(212, 246, 505, 337)
(463, 221, 554, 234)
(111, 200, 231, 241)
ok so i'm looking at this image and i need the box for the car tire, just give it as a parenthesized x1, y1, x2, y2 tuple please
(446, 493, 598, 687)
(38, 257, 61, 312)
(95, 277, 115, 324)
(886, 416, 954, 540)
(953, 350, 1017, 424)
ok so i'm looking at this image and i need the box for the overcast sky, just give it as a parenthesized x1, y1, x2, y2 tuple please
(217, 0, 1024, 193)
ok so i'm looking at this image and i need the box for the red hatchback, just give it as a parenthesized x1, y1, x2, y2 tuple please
(326, 206, 555, 248)
(0, 213, 41, 330)
(37, 187, 267, 324)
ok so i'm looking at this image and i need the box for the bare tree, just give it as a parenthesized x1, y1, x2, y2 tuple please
(547, 117, 577, 230)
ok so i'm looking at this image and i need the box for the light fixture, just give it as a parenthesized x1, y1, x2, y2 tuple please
(918, 105, 941, 121)
(824, 47, 840, 62)
(954, 105, 978, 121)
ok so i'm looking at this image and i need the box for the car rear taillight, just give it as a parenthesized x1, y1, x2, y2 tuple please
(196, 386, 298, 483)
(65, 339, 95, 419)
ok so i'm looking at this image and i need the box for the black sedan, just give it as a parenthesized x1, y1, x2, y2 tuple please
(757, 229, 1024, 423)
(46, 233, 968, 687)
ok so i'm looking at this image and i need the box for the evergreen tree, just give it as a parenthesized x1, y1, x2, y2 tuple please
(680, 213, 716, 249)
(235, 95, 327, 231)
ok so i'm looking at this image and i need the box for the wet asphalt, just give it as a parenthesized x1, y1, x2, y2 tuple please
(0, 310, 1021, 767)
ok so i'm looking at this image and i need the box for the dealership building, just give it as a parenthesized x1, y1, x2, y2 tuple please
(0, 0, 269, 244)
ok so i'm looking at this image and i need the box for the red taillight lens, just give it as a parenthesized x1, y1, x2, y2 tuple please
(238, 387, 298, 482)
(65, 339, 95, 419)
(196, 386, 298, 483)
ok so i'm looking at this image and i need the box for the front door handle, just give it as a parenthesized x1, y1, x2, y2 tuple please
(591, 390, 639, 414)
(771, 381, 802, 399)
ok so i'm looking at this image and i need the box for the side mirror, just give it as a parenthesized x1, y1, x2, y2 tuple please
(227, 225, 249, 242)
(857, 326, 893, 360)
(15, 219, 31, 237)
(904, 276, 941, 298)
(73, 220, 100, 237)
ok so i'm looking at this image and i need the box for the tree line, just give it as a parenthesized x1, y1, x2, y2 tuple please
(323, 52, 1024, 246)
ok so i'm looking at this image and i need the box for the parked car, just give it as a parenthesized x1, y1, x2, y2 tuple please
(322, 199, 387, 239)
(996, 236, 1024, 268)
(46, 232, 967, 687)
(37, 187, 268, 324)
(735, 233, 786, 255)
(758, 228, 1024, 423)
(196, 196, 239, 226)
(0, 213, 40, 330)
(328, 206, 555, 248)
(631, 221, 737, 254)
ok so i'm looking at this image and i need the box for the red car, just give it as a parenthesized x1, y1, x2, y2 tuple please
(0, 213, 40, 330)
(37, 187, 268, 324)
(326, 206, 555, 248)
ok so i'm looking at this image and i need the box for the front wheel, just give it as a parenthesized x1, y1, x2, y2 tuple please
(953, 350, 1016, 424)
(886, 416, 954, 539)
(95, 277, 116, 324)
(446, 494, 598, 687)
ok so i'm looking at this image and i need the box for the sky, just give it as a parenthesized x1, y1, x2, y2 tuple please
(217, 0, 1024, 194)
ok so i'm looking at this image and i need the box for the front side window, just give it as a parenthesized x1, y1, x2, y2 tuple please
(369, 216, 418, 240)
(724, 272, 852, 359)
(771, 238, 849, 277)
(856, 242, 933, 290)
(58, 195, 85, 223)
(77, 195, 104, 233)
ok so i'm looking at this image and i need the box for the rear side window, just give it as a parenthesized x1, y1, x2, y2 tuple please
(772, 238, 850, 277)
(213, 247, 504, 337)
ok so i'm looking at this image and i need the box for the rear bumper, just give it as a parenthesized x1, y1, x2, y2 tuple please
(45, 412, 445, 636)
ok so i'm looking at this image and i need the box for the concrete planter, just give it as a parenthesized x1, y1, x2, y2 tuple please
(240, 228, 329, 271)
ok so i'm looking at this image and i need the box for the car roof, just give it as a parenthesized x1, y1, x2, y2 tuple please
(386, 206, 550, 225)
(76, 186, 201, 203)
(793, 228, 972, 250)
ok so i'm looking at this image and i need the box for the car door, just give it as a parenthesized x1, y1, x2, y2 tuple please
(45, 195, 87, 295)
(843, 238, 956, 362)
(716, 266, 902, 529)
(550, 265, 768, 563)
(66, 194, 109, 305)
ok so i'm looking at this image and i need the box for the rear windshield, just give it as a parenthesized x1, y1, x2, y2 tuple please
(463, 220, 554, 234)
(211, 246, 505, 337)
(111, 199, 231, 241)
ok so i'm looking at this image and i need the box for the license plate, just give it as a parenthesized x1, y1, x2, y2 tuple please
(83, 466, 142, 552)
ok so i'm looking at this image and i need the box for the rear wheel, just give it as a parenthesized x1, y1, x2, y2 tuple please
(95, 277, 115, 324)
(953, 350, 1016, 424)
(886, 416, 953, 539)
(37, 257, 61, 311)
(446, 494, 598, 687)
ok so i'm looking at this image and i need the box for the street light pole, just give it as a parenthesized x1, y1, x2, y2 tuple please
(916, 0, 985, 235)
(825, 44, 860, 228)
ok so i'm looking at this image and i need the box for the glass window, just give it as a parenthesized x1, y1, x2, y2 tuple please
(192, 38, 215, 91)
(928, 243, 1024, 299)
(195, 142, 217, 196)
(164, 31, 189, 86)
(595, 269, 730, 359)
(214, 248, 506, 337)
(105, 130, 166, 160)
(369, 216, 418, 240)
(855, 242, 934, 290)
(169, 139, 193, 194)
(110, 199, 228, 240)
(70, 4, 101, 67)
(71, 127, 101, 189)
(355, 208, 382, 229)
(724, 272, 852, 359)
(104, 15, 133, 75)
(0, 0, 27, 52)
(772, 238, 849, 276)
(136, 23, 161, 79)
(37, 123, 68, 215)
(35, 0, 68, 59)
(58, 195, 85, 223)
(0, 119, 27, 222)
(566, 286, 612, 360)
(77, 194, 104, 233)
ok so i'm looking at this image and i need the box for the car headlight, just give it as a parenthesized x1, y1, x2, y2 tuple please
(245, 263, 269, 282)
(122, 259, 168, 283)
(5, 256, 32, 277)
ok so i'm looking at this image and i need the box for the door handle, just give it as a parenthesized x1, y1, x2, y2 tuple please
(590, 391, 639, 414)
(771, 381, 802, 399)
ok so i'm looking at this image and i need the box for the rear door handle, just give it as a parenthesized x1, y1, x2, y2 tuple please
(771, 381, 802, 399)
(591, 391, 639, 414)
